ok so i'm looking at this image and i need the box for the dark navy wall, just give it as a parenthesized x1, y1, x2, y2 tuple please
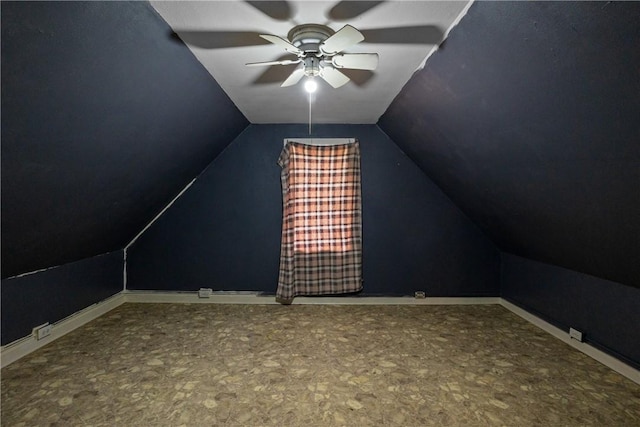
(128, 124, 499, 296)
(1, 1, 248, 278)
(379, 1, 640, 288)
(501, 254, 640, 369)
(1, 251, 123, 345)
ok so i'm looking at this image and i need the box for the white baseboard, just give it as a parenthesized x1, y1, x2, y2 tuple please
(1, 293, 126, 368)
(500, 299, 640, 385)
(123, 290, 500, 306)
(124, 290, 276, 304)
(2, 291, 637, 386)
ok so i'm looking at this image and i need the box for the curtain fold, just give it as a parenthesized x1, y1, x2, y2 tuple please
(276, 140, 363, 304)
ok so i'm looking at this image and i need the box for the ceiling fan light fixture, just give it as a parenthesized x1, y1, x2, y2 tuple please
(303, 57, 320, 76)
(304, 78, 318, 93)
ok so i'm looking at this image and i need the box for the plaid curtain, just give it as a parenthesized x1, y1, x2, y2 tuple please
(276, 140, 363, 304)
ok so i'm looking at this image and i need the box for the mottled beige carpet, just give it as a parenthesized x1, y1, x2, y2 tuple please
(2, 303, 639, 426)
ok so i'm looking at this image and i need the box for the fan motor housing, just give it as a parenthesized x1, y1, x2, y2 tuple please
(288, 24, 334, 52)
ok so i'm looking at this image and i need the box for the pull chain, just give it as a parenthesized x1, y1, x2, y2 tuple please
(308, 91, 312, 135)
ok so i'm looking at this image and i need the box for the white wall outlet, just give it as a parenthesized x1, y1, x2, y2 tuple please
(33, 323, 52, 340)
(414, 291, 426, 299)
(569, 327, 583, 342)
(198, 288, 213, 298)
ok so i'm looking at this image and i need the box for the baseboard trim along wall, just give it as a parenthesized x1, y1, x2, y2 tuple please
(0, 292, 126, 368)
(122, 290, 501, 305)
(500, 299, 640, 385)
(2, 291, 638, 386)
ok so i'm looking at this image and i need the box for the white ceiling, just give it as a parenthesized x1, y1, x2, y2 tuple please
(151, 1, 471, 124)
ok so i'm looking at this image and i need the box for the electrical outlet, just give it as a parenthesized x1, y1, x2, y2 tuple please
(569, 327, 583, 342)
(33, 323, 52, 340)
(198, 288, 213, 298)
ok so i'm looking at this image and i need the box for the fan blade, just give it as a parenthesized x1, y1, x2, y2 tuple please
(245, 1, 293, 21)
(320, 25, 364, 55)
(320, 66, 350, 88)
(251, 55, 300, 85)
(246, 59, 300, 67)
(281, 67, 306, 87)
(332, 53, 378, 70)
(328, 1, 384, 21)
(259, 34, 302, 55)
(360, 25, 444, 45)
(253, 65, 300, 85)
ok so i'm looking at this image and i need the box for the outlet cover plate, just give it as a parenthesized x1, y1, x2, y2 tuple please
(34, 323, 52, 340)
(198, 288, 213, 298)
(569, 327, 583, 342)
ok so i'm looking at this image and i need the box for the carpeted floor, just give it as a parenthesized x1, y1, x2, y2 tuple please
(2, 303, 639, 426)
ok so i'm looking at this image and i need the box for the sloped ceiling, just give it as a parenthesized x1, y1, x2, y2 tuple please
(379, 2, 640, 288)
(151, 0, 471, 124)
(1, 1, 248, 278)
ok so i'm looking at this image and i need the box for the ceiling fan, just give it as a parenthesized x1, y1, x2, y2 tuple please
(246, 23, 379, 89)
(171, 1, 445, 88)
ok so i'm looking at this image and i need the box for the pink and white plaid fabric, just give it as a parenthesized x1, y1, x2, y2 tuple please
(276, 141, 363, 303)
